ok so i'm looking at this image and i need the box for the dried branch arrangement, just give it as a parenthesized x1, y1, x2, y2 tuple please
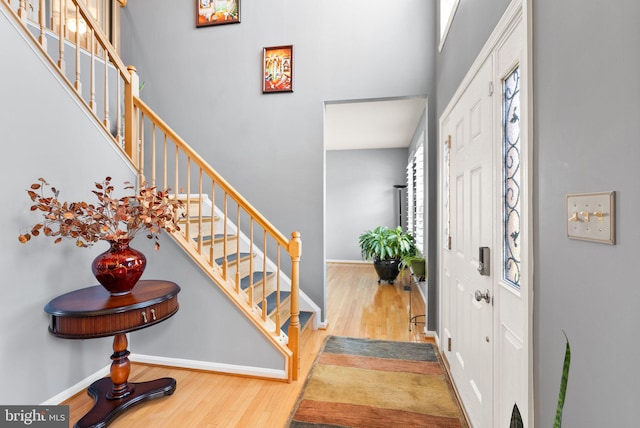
(18, 177, 183, 250)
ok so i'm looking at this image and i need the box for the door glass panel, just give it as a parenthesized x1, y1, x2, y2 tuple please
(503, 66, 521, 288)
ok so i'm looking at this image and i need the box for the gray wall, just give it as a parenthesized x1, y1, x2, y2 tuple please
(0, 7, 134, 404)
(326, 148, 409, 261)
(438, 0, 640, 425)
(0, 6, 282, 405)
(533, 1, 640, 426)
(120, 0, 435, 320)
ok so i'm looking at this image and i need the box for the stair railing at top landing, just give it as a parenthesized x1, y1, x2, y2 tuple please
(3, 0, 303, 382)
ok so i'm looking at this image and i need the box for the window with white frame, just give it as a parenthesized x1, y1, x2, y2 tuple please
(407, 142, 424, 252)
(439, 0, 460, 50)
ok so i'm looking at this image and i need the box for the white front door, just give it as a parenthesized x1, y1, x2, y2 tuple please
(439, 1, 531, 427)
(442, 56, 495, 427)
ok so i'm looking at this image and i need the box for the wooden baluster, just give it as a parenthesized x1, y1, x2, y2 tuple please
(288, 231, 302, 381)
(223, 194, 228, 280)
(262, 230, 267, 321)
(173, 144, 179, 208)
(124, 65, 139, 165)
(150, 123, 156, 186)
(248, 219, 254, 308)
(235, 206, 240, 292)
(17, 0, 27, 21)
(214, 178, 216, 266)
(138, 113, 145, 185)
(115, 69, 122, 145)
(50, 1, 58, 34)
(103, 48, 110, 130)
(275, 245, 281, 334)
(162, 134, 168, 190)
(89, 29, 96, 112)
(74, 3, 81, 92)
(197, 170, 203, 255)
(185, 158, 191, 245)
(38, 0, 47, 48)
(58, 0, 65, 72)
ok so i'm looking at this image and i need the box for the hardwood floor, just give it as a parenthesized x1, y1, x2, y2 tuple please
(63, 263, 433, 427)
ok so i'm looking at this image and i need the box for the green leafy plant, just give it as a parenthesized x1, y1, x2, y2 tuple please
(399, 251, 426, 277)
(554, 331, 571, 428)
(510, 403, 523, 428)
(18, 177, 183, 250)
(358, 226, 416, 261)
(510, 331, 570, 428)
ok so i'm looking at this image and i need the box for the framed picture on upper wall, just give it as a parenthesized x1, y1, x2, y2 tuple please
(196, 0, 240, 27)
(263, 45, 294, 93)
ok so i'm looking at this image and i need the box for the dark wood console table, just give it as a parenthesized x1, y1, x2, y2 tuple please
(44, 280, 181, 428)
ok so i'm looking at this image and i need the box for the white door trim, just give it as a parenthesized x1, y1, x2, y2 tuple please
(437, 0, 533, 426)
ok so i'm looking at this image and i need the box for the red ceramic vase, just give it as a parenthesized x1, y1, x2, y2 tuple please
(91, 239, 146, 296)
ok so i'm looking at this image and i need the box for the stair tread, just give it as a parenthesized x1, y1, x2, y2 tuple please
(180, 215, 216, 220)
(282, 311, 313, 335)
(257, 291, 291, 314)
(193, 234, 236, 244)
(215, 252, 251, 264)
(239, 271, 273, 290)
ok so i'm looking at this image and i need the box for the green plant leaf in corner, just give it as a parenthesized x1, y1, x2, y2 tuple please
(554, 331, 571, 428)
(510, 403, 524, 428)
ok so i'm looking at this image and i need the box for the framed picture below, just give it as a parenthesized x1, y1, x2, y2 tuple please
(263, 45, 294, 93)
(196, 0, 240, 27)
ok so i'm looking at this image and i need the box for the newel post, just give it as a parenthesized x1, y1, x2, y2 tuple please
(124, 65, 139, 169)
(288, 231, 302, 381)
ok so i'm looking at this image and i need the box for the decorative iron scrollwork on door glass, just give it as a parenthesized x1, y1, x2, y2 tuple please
(503, 66, 521, 288)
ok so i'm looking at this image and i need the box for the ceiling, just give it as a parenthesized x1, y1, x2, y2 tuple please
(324, 96, 427, 151)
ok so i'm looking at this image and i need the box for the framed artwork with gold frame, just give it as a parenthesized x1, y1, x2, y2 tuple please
(262, 45, 294, 93)
(196, 0, 240, 27)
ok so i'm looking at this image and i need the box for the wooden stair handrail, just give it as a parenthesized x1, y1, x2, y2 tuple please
(133, 96, 291, 250)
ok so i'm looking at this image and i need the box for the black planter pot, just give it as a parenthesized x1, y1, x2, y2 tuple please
(373, 259, 401, 284)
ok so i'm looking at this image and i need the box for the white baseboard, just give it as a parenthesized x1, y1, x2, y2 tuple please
(130, 354, 287, 380)
(423, 328, 436, 337)
(41, 365, 110, 405)
(326, 259, 368, 265)
(317, 318, 329, 330)
(41, 355, 287, 404)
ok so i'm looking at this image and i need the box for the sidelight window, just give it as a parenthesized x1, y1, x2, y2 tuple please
(503, 66, 521, 288)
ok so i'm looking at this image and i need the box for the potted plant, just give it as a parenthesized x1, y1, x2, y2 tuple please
(400, 251, 427, 280)
(18, 177, 183, 295)
(358, 226, 416, 284)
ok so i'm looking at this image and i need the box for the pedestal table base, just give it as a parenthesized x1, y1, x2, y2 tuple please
(75, 377, 176, 428)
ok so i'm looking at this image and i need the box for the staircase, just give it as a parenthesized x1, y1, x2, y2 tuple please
(2, 0, 317, 382)
(176, 194, 316, 345)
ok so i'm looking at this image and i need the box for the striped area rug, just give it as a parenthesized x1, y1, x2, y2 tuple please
(288, 336, 467, 428)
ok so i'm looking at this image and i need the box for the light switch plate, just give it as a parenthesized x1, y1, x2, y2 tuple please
(566, 191, 615, 244)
